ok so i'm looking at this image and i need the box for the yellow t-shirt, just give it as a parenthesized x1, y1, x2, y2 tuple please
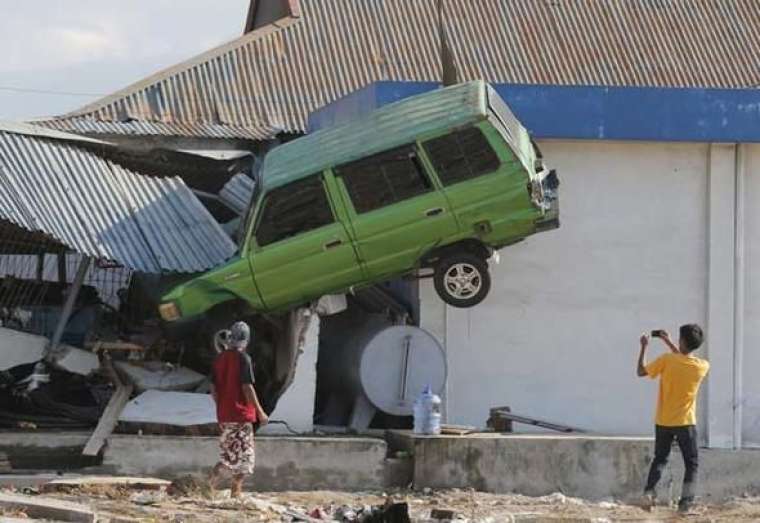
(646, 352, 709, 427)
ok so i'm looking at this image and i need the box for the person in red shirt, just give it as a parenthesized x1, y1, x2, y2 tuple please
(208, 321, 268, 497)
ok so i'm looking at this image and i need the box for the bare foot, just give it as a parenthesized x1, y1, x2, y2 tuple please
(231, 474, 245, 498)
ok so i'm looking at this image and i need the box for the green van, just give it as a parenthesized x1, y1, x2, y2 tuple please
(159, 81, 559, 325)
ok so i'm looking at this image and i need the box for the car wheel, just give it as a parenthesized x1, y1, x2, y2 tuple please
(434, 253, 491, 308)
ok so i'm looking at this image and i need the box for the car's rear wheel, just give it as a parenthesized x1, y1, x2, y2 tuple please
(434, 253, 491, 308)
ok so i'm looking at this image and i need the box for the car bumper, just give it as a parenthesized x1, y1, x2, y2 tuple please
(535, 169, 560, 232)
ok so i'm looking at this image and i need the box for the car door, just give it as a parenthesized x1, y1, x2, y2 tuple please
(420, 124, 531, 241)
(334, 144, 459, 281)
(250, 174, 362, 310)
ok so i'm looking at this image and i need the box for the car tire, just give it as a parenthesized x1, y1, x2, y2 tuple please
(434, 253, 491, 308)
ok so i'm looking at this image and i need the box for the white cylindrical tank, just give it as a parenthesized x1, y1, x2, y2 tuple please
(358, 325, 447, 417)
(321, 320, 447, 417)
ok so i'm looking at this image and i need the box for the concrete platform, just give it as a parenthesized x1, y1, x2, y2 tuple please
(389, 432, 760, 501)
(4, 430, 760, 500)
(100, 435, 390, 491)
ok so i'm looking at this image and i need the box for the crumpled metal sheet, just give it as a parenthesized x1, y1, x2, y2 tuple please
(0, 123, 237, 273)
(219, 173, 256, 216)
(36, 117, 279, 141)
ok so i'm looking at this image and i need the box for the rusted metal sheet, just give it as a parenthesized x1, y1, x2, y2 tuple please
(36, 117, 278, 141)
(0, 123, 237, 273)
(50, 0, 760, 139)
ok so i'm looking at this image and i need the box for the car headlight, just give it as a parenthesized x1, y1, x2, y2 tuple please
(159, 302, 181, 322)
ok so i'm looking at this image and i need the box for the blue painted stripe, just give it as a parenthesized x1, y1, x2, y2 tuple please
(308, 81, 760, 142)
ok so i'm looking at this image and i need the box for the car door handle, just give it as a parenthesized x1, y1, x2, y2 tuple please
(425, 207, 444, 217)
(324, 239, 343, 250)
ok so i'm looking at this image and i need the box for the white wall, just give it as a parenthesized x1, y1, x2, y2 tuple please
(422, 140, 710, 435)
(743, 144, 760, 447)
(259, 313, 319, 434)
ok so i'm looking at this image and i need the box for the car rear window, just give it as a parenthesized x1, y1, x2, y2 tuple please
(336, 145, 432, 214)
(423, 127, 501, 186)
(256, 176, 334, 247)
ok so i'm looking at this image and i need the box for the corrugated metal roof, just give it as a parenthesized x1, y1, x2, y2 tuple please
(0, 123, 237, 273)
(219, 173, 256, 215)
(263, 81, 524, 189)
(36, 117, 278, 141)
(52, 0, 760, 139)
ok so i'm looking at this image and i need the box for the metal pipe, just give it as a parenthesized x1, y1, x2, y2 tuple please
(733, 144, 745, 449)
(46, 256, 91, 359)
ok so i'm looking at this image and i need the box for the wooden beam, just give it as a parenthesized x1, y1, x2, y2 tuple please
(46, 256, 91, 359)
(82, 384, 133, 457)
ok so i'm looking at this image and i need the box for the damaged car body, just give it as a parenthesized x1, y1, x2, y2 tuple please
(160, 81, 560, 329)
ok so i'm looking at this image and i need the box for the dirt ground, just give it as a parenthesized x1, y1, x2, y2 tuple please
(6, 484, 760, 522)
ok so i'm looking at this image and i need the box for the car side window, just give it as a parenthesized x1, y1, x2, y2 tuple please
(336, 145, 432, 214)
(255, 176, 334, 247)
(423, 127, 501, 186)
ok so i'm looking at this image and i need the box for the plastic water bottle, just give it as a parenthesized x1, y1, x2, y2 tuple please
(413, 385, 442, 435)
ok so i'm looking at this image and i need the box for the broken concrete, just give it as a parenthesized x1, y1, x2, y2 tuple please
(0, 327, 46, 370)
(53, 345, 100, 376)
(113, 361, 205, 392)
(0, 328, 98, 376)
(118, 390, 215, 427)
(0, 491, 95, 522)
(41, 475, 171, 493)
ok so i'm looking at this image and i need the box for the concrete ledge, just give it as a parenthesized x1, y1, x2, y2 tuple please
(101, 435, 388, 491)
(0, 431, 94, 469)
(393, 432, 760, 501)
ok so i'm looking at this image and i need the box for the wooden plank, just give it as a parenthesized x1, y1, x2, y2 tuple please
(440, 424, 477, 436)
(82, 384, 133, 457)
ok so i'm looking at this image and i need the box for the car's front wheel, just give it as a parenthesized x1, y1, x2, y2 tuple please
(434, 253, 491, 308)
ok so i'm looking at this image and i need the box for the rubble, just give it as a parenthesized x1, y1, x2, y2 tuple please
(0, 491, 96, 522)
(41, 476, 171, 494)
(0, 327, 46, 370)
(118, 390, 215, 427)
(53, 346, 100, 377)
(113, 361, 205, 393)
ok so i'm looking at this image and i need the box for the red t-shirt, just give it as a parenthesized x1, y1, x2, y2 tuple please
(212, 349, 258, 423)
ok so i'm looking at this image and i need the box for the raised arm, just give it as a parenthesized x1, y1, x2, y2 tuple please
(659, 331, 680, 354)
(637, 333, 650, 377)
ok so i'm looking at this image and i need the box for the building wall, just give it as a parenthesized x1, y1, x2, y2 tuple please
(421, 140, 711, 436)
(743, 144, 760, 447)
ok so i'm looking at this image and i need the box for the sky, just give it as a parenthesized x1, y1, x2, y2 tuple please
(0, 0, 250, 120)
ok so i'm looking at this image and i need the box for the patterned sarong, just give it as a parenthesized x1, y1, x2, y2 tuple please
(219, 422, 255, 474)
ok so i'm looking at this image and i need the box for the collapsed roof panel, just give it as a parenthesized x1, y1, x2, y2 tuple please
(37, 117, 278, 141)
(219, 173, 255, 216)
(0, 123, 237, 273)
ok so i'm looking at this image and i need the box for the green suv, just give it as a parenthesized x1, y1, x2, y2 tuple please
(159, 81, 559, 324)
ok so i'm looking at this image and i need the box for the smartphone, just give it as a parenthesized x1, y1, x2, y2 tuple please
(651, 330, 666, 338)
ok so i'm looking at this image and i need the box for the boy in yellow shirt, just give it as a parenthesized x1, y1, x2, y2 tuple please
(637, 324, 709, 513)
